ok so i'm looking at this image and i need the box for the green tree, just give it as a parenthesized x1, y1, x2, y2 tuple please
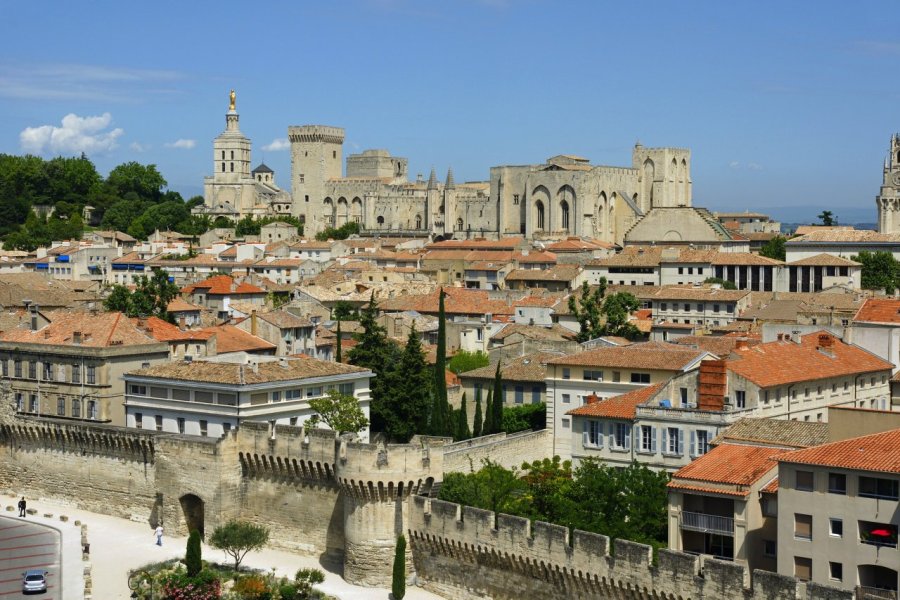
(519, 456, 573, 524)
(106, 161, 167, 202)
(185, 529, 202, 577)
(447, 350, 490, 374)
(759, 235, 787, 261)
(490, 360, 504, 435)
(473, 388, 483, 437)
(209, 520, 270, 570)
(438, 459, 525, 515)
(383, 327, 431, 442)
(456, 392, 471, 441)
(568, 279, 607, 342)
(600, 292, 641, 339)
(392, 535, 406, 600)
(103, 284, 133, 313)
(294, 568, 325, 598)
(347, 292, 399, 434)
(703, 277, 737, 290)
(502, 402, 546, 434)
(315, 221, 360, 241)
(103, 269, 179, 319)
(335, 317, 343, 364)
(852, 251, 900, 294)
(482, 389, 494, 436)
(817, 210, 836, 226)
(430, 289, 451, 436)
(307, 389, 369, 436)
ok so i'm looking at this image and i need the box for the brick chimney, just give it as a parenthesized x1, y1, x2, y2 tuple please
(818, 333, 833, 348)
(735, 338, 750, 351)
(585, 393, 600, 405)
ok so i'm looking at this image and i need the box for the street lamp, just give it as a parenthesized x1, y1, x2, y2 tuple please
(128, 569, 153, 599)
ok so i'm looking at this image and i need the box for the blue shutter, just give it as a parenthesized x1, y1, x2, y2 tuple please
(677, 430, 684, 455)
(609, 422, 615, 448)
(690, 430, 696, 457)
(662, 428, 668, 453)
(652, 427, 658, 453)
(598, 422, 604, 447)
(582, 419, 589, 448)
(624, 424, 631, 450)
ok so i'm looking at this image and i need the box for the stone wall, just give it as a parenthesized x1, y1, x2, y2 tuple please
(407, 496, 851, 600)
(443, 429, 552, 472)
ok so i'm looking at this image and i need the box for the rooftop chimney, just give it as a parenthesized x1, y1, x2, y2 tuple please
(585, 394, 600, 405)
(735, 338, 750, 351)
(818, 333, 834, 348)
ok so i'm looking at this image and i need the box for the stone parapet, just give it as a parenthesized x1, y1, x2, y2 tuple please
(407, 496, 852, 600)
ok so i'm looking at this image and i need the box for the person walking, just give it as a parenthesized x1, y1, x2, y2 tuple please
(154, 524, 163, 546)
(17, 497, 26, 517)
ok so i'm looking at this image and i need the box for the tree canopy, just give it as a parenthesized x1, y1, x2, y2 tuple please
(568, 279, 641, 342)
(307, 389, 369, 436)
(448, 350, 490, 374)
(102, 268, 179, 319)
(209, 520, 270, 570)
(852, 250, 900, 294)
(759, 235, 787, 261)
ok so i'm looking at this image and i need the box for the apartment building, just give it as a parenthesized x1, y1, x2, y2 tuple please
(123, 354, 373, 440)
(776, 428, 899, 595)
(0, 309, 169, 425)
(546, 342, 712, 459)
(181, 275, 266, 320)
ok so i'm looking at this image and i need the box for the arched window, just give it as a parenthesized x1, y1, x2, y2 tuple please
(230, 162, 234, 172)
(221, 162, 225, 172)
(376, 215, 385, 226)
(535, 201, 545, 230)
(257, 175, 261, 181)
(221, 151, 225, 160)
(231, 151, 234, 160)
(560, 200, 570, 232)
(456, 218, 464, 231)
(415, 214, 422, 229)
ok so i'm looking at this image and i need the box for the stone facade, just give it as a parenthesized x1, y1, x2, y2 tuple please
(877, 134, 900, 234)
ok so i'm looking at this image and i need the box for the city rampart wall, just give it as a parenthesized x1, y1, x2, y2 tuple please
(407, 496, 852, 600)
(443, 429, 552, 472)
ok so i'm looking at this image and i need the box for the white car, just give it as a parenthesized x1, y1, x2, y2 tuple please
(22, 569, 48, 594)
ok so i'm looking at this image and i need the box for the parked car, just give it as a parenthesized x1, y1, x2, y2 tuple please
(22, 569, 48, 594)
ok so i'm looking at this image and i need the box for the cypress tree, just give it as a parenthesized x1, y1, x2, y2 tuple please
(456, 392, 470, 440)
(386, 326, 431, 442)
(392, 534, 407, 600)
(431, 288, 450, 436)
(473, 388, 483, 437)
(347, 291, 397, 433)
(483, 389, 494, 435)
(492, 360, 504, 435)
(335, 317, 342, 363)
(185, 529, 202, 577)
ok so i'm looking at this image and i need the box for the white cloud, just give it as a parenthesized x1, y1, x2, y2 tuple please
(262, 138, 290, 152)
(747, 162, 763, 171)
(0, 62, 184, 102)
(19, 112, 123, 155)
(130, 141, 147, 152)
(729, 161, 740, 169)
(728, 160, 763, 171)
(165, 138, 196, 149)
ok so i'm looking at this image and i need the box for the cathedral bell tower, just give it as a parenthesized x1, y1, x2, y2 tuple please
(877, 134, 900, 234)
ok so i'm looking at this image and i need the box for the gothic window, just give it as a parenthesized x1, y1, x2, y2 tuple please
(560, 200, 570, 232)
(230, 162, 234, 172)
(415, 215, 422, 229)
(231, 151, 234, 160)
(535, 201, 545, 230)
(456, 218, 464, 231)
(221, 151, 225, 160)
(221, 162, 225, 172)
(513, 194, 519, 205)
(257, 175, 261, 181)
(377, 215, 385, 226)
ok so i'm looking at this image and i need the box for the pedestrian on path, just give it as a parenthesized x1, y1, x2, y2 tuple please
(154, 524, 163, 546)
(17, 497, 26, 517)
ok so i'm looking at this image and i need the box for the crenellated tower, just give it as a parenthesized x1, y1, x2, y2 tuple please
(288, 125, 345, 237)
(877, 134, 900, 234)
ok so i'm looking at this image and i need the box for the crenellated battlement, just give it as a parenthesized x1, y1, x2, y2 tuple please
(407, 496, 851, 600)
(0, 416, 157, 463)
(288, 125, 345, 145)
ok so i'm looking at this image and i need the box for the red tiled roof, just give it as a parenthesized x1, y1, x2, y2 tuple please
(167, 298, 202, 313)
(181, 275, 264, 296)
(777, 428, 900, 474)
(199, 324, 275, 353)
(548, 341, 706, 371)
(134, 317, 214, 342)
(726, 331, 893, 387)
(671, 443, 786, 487)
(853, 298, 900, 325)
(665, 483, 752, 498)
(0, 310, 159, 348)
(761, 477, 779, 494)
(567, 383, 664, 420)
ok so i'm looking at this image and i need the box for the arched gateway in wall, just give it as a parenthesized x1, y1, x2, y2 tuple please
(179, 493, 205, 538)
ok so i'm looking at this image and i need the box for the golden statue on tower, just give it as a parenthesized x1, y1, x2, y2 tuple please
(229, 89, 236, 111)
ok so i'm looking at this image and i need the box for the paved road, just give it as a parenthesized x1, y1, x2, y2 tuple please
(0, 516, 60, 599)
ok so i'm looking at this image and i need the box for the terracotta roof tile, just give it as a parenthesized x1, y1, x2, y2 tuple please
(167, 298, 202, 313)
(505, 264, 581, 282)
(710, 418, 829, 449)
(461, 351, 562, 383)
(134, 317, 215, 342)
(787, 253, 860, 267)
(777, 428, 900, 474)
(181, 275, 264, 296)
(760, 477, 779, 493)
(567, 383, 664, 419)
(548, 341, 706, 370)
(0, 310, 160, 347)
(853, 298, 900, 324)
(726, 331, 893, 387)
(129, 355, 368, 385)
(790, 229, 900, 243)
(670, 443, 787, 487)
(198, 324, 276, 353)
(491, 323, 576, 343)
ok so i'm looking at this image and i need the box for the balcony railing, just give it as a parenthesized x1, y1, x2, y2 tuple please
(857, 587, 898, 600)
(680, 511, 734, 536)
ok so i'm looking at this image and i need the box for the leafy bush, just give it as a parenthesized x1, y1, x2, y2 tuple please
(502, 402, 546, 434)
(232, 574, 269, 600)
(186, 529, 202, 577)
(314, 221, 359, 241)
(447, 350, 489, 374)
(158, 567, 221, 600)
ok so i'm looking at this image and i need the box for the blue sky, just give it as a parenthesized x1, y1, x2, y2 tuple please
(1, 0, 898, 223)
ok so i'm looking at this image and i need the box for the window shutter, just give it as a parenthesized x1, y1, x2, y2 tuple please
(690, 430, 696, 457)
(624, 424, 631, 449)
(652, 427, 658, 453)
(609, 422, 615, 448)
(598, 422, 604, 447)
(677, 430, 684, 455)
(662, 428, 668, 452)
(582, 419, 589, 447)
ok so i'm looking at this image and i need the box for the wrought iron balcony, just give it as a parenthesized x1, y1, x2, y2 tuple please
(680, 511, 734, 536)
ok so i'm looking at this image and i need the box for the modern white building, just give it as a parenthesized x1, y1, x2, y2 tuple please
(123, 353, 373, 440)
